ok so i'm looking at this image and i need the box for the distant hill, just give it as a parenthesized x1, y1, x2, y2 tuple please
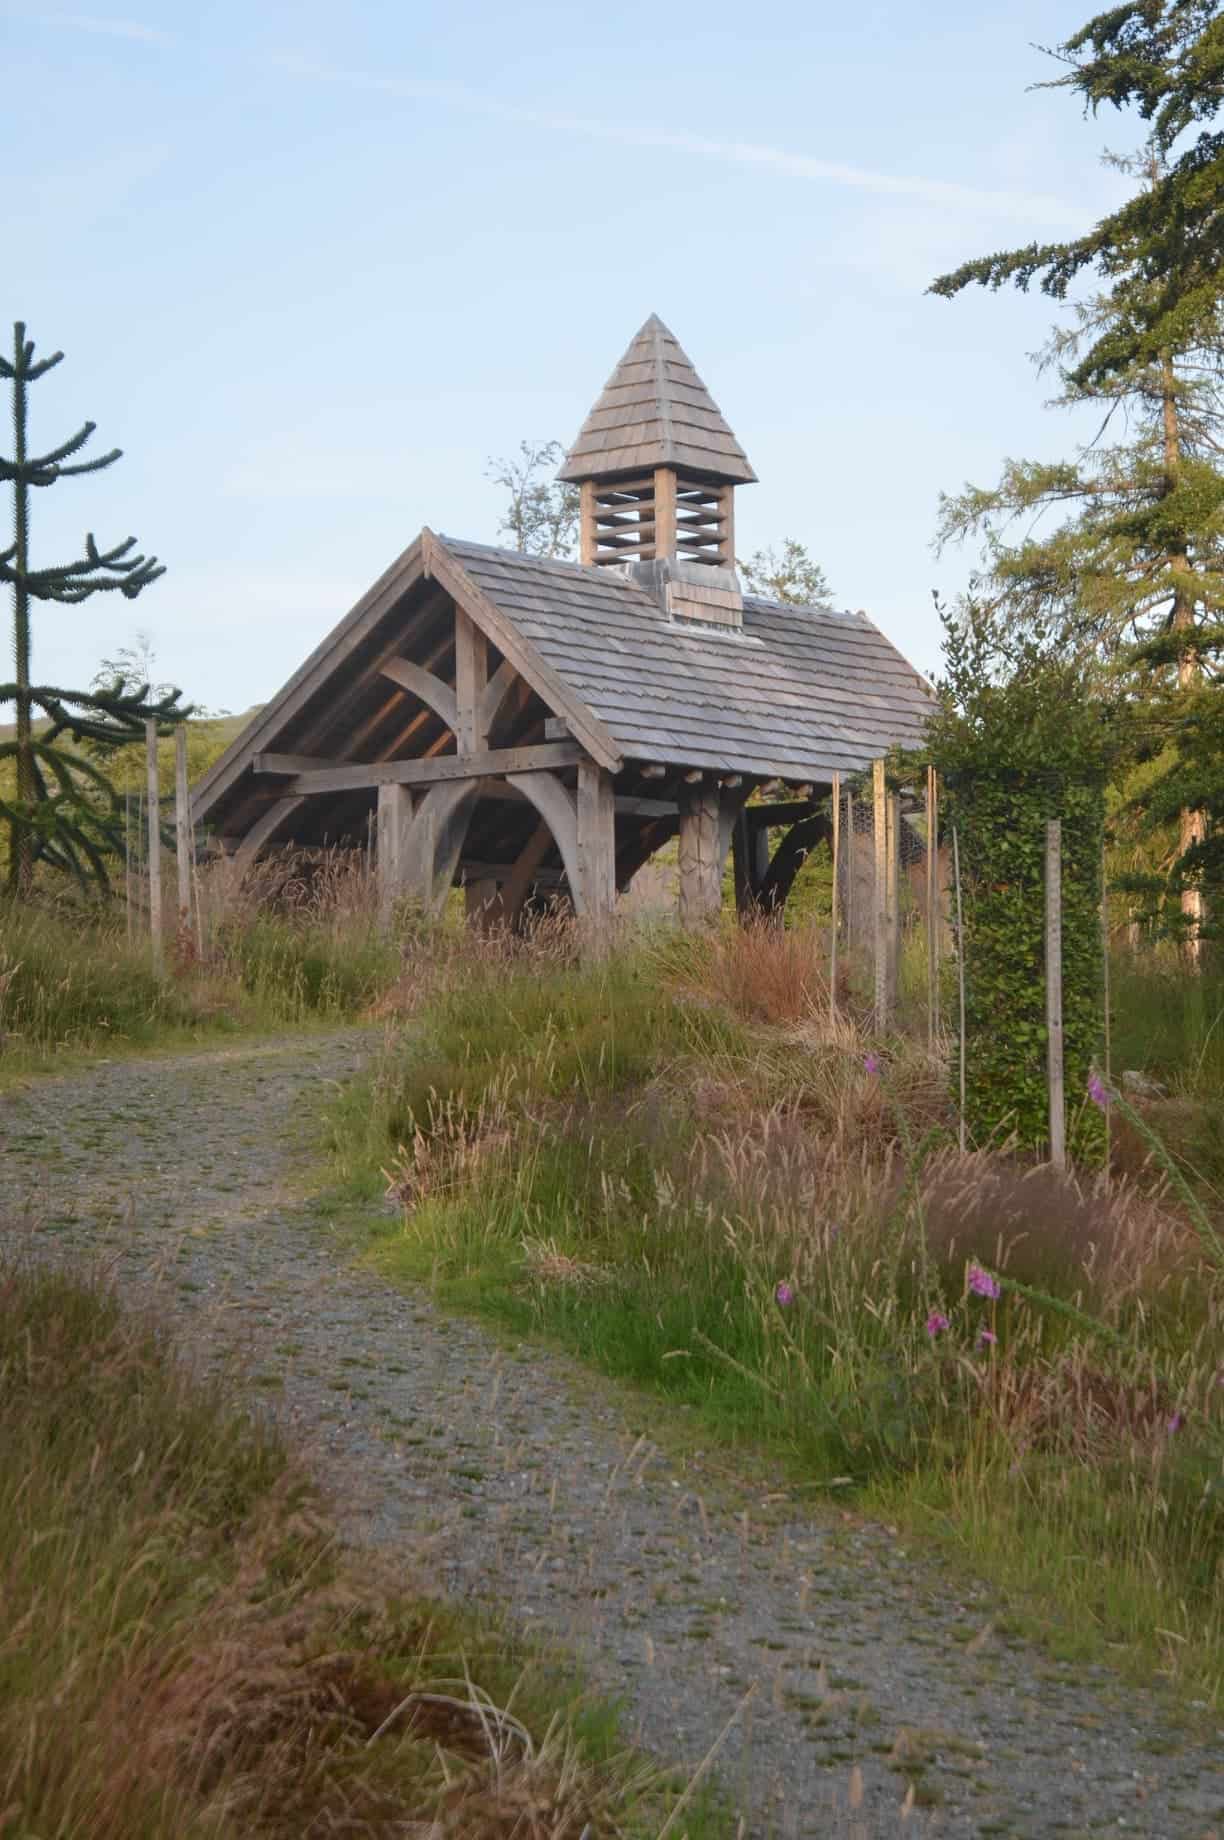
(0, 707, 264, 795)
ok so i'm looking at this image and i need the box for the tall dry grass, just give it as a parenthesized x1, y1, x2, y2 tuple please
(329, 921, 1224, 1704)
(0, 1256, 713, 1838)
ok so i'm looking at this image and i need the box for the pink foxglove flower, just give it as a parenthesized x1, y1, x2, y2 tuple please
(774, 1281, 795, 1307)
(925, 1310, 950, 1338)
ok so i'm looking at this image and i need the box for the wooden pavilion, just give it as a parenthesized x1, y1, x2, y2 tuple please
(191, 316, 932, 928)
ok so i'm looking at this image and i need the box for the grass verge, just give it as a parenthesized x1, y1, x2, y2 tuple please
(325, 928, 1224, 1711)
(0, 1255, 728, 1838)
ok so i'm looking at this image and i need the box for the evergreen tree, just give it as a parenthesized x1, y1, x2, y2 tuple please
(931, 3, 1224, 957)
(738, 539, 832, 606)
(936, 273, 1224, 947)
(930, 2, 1224, 389)
(0, 322, 187, 893)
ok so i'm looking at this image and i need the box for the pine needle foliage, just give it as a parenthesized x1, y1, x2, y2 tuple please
(0, 321, 188, 892)
(930, 1, 1224, 389)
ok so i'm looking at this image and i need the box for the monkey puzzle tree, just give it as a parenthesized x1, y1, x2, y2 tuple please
(1, 321, 188, 892)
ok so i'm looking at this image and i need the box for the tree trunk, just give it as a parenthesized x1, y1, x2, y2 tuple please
(1161, 354, 1205, 965)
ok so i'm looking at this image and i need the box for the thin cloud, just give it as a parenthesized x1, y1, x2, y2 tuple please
(272, 54, 1083, 229)
(27, 11, 175, 42)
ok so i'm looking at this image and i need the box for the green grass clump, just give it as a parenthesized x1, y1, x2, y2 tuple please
(220, 912, 400, 1021)
(0, 1256, 722, 1838)
(328, 936, 1224, 1709)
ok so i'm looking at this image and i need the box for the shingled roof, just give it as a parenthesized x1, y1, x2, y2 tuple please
(442, 539, 929, 780)
(557, 315, 757, 485)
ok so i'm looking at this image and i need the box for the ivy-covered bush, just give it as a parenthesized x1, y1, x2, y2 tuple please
(919, 606, 1115, 1156)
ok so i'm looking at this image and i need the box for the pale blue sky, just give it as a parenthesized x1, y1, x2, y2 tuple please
(5, 1, 1132, 712)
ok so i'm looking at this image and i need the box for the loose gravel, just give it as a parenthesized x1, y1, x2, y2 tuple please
(1, 1029, 1221, 1839)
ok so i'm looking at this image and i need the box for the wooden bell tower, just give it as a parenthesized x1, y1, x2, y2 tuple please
(558, 316, 756, 583)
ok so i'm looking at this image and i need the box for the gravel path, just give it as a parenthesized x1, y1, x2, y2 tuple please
(1, 1029, 1221, 1839)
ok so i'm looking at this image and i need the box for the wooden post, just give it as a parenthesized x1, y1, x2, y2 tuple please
(1101, 836, 1111, 1182)
(845, 791, 855, 948)
(1046, 818, 1066, 1171)
(453, 606, 486, 752)
(952, 826, 966, 1154)
(577, 760, 617, 947)
(678, 778, 722, 928)
(872, 758, 889, 1031)
(926, 765, 939, 1050)
(886, 789, 900, 1021)
(653, 466, 677, 563)
(719, 481, 736, 570)
(579, 480, 597, 566)
(829, 772, 840, 1017)
(124, 791, 133, 946)
(377, 783, 413, 917)
(145, 719, 163, 974)
(174, 724, 191, 934)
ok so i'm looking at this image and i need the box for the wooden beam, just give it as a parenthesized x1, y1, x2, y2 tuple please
(379, 656, 458, 734)
(422, 533, 621, 772)
(251, 741, 584, 796)
(454, 604, 486, 751)
(192, 534, 426, 823)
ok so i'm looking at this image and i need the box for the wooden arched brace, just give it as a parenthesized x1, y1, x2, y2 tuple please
(756, 810, 833, 914)
(480, 658, 519, 740)
(233, 796, 307, 875)
(506, 770, 585, 910)
(403, 779, 481, 915)
(379, 656, 458, 734)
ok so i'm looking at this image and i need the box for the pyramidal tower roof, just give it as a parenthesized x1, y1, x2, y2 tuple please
(557, 315, 757, 485)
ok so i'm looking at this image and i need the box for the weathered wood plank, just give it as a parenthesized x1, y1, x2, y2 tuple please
(252, 741, 585, 796)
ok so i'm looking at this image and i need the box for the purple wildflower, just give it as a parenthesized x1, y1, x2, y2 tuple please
(775, 1281, 795, 1307)
(1167, 1411, 1184, 1435)
(967, 1263, 1002, 1301)
(925, 1310, 950, 1338)
(977, 1327, 998, 1349)
(1087, 1072, 1111, 1110)
(863, 1052, 881, 1076)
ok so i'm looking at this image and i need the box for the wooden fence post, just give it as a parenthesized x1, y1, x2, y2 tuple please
(873, 758, 889, 1032)
(926, 764, 939, 1050)
(1046, 818, 1066, 1170)
(952, 826, 966, 1154)
(146, 719, 163, 975)
(829, 771, 840, 1018)
(1101, 836, 1111, 1182)
(886, 789, 900, 1020)
(174, 725, 191, 936)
